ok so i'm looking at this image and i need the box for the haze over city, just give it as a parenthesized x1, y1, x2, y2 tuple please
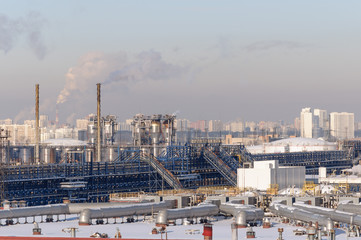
(1, 1, 361, 124)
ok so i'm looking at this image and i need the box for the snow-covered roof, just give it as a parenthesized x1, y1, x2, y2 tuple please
(0, 214, 352, 239)
(267, 137, 335, 147)
(246, 137, 337, 154)
(42, 138, 87, 147)
(278, 188, 302, 196)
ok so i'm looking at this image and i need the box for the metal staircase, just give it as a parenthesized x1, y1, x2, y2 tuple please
(216, 147, 242, 172)
(222, 144, 254, 167)
(141, 154, 183, 190)
(114, 150, 182, 190)
(202, 148, 237, 186)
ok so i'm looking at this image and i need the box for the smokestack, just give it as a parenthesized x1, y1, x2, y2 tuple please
(35, 84, 40, 164)
(96, 83, 101, 162)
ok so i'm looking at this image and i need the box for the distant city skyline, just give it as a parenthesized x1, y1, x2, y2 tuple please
(1, 1, 361, 123)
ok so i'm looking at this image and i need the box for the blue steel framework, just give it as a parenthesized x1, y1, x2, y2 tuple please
(2, 142, 356, 205)
(252, 150, 352, 175)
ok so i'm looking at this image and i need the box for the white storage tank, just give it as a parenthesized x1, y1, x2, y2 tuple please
(20, 147, 31, 164)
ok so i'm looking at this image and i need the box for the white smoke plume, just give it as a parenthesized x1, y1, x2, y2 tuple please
(0, 12, 47, 60)
(14, 97, 54, 124)
(57, 50, 186, 104)
(348, 165, 361, 176)
(14, 106, 34, 124)
(245, 40, 308, 52)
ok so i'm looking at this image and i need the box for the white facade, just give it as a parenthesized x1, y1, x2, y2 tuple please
(237, 160, 305, 191)
(329, 112, 354, 139)
(175, 118, 190, 131)
(208, 120, 223, 132)
(230, 121, 244, 132)
(300, 108, 313, 138)
(314, 109, 328, 129)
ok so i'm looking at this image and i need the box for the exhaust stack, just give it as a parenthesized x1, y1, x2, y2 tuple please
(35, 84, 40, 164)
(96, 83, 101, 162)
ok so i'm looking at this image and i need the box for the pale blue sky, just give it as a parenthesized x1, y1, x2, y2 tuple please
(1, 1, 361, 124)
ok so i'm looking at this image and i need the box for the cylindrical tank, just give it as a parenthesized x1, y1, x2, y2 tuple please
(50, 148, 56, 164)
(87, 124, 96, 144)
(20, 148, 31, 165)
(42, 147, 51, 164)
(107, 147, 112, 162)
(164, 123, 170, 145)
(86, 149, 93, 163)
(151, 121, 161, 145)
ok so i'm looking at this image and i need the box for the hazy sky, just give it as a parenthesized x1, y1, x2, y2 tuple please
(1, 1, 361, 124)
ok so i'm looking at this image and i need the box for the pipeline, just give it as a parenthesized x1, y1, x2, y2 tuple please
(67, 202, 151, 214)
(79, 200, 175, 225)
(269, 202, 333, 228)
(0, 202, 160, 223)
(337, 202, 361, 215)
(219, 203, 264, 227)
(0, 204, 69, 220)
(156, 204, 219, 226)
(294, 202, 361, 226)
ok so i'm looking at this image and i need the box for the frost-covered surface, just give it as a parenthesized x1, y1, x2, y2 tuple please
(315, 184, 335, 194)
(0, 215, 354, 239)
(42, 138, 87, 146)
(278, 188, 302, 196)
(247, 137, 337, 154)
(344, 165, 361, 176)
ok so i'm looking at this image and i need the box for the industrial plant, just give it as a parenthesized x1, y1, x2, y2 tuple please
(2, 84, 361, 239)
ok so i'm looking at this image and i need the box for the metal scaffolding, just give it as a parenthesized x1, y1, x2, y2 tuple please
(1, 139, 358, 205)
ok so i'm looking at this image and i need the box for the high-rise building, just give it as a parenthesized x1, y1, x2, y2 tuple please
(300, 108, 313, 138)
(175, 119, 190, 131)
(230, 121, 244, 132)
(190, 120, 207, 132)
(314, 109, 328, 129)
(329, 112, 354, 139)
(39, 115, 49, 128)
(294, 117, 300, 133)
(208, 120, 223, 132)
(0, 123, 35, 145)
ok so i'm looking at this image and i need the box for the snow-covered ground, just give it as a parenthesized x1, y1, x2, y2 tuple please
(0, 215, 356, 239)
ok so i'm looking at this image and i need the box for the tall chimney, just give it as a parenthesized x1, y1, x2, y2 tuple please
(35, 84, 40, 164)
(96, 83, 101, 162)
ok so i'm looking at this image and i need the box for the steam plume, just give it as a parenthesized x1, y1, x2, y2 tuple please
(245, 40, 307, 52)
(0, 12, 47, 60)
(57, 50, 185, 104)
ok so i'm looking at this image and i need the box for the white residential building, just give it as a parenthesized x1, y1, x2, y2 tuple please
(208, 120, 223, 132)
(329, 112, 354, 139)
(230, 121, 244, 132)
(314, 109, 328, 129)
(300, 108, 313, 138)
(175, 119, 190, 131)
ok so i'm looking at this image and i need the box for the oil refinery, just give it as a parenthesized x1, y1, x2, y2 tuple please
(2, 84, 361, 239)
